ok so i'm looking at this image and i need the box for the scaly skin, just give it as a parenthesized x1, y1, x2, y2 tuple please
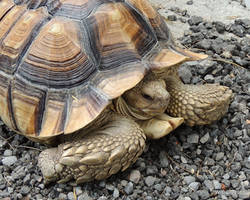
(164, 76, 233, 126)
(39, 114, 146, 184)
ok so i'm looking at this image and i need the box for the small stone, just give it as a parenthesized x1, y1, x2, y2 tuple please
(213, 21, 225, 33)
(183, 176, 196, 185)
(128, 170, 141, 184)
(187, 134, 199, 144)
(189, 182, 200, 191)
(181, 156, 188, 164)
(98, 196, 107, 200)
(238, 190, 250, 199)
(164, 186, 172, 197)
(113, 188, 119, 198)
(36, 194, 44, 200)
(186, 0, 193, 5)
(227, 190, 238, 199)
(213, 180, 221, 190)
(3, 150, 12, 156)
(20, 186, 31, 195)
(215, 152, 224, 161)
(203, 180, 214, 192)
(195, 39, 211, 50)
(159, 151, 169, 167)
(204, 74, 214, 83)
(223, 173, 230, 180)
(188, 16, 203, 26)
(168, 15, 177, 21)
(197, 190, 210, 199)
(154, 184, 163, 192)
(2, 156, 17, 166)
(200, 133, 210, 144)
(105, 184, 114, 191)
(178, 66, 192, 84)
(124, 182, 133, 195)
(204, 157, 215, 166)
(145, 176, 156, 187)
(121, 180, 128, 187)
(58, 193, 67, 200)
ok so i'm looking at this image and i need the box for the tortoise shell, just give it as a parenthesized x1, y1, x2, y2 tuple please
(0, 0, 190, 138)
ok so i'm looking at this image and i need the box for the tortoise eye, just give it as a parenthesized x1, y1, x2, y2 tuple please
(142, 93, 153, 101)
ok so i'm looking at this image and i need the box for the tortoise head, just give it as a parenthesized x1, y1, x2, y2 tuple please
(121, 75, 170, 119)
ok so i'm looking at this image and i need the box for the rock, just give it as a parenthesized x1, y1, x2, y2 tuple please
(181, 156, 188, 164)
(3, 150, 12, 156)
(184, 176, 196, 185)
(204, 74, 214, 83)
(2, 156, 17, 166)
(197, 190, 210, 199)
(213, 21, 225, 33)
(200, 133, 210, 144)
(188, 16, 203, 26)
(128, 170, 141, 184)
(203, 180, 214, 192)
(189, 182, 200, 191)
(20, 186, 30, 195)
(124, 182, 133, 195)
(195, 39, 211, 50)
(215, 152, 225, 161)
(154, 184, 163, 192)
(145, 176, 156, 187)
(178, 66, 192, 84)
(213, 180, 221, 190)
(159, 151, 169, 167)
(168, 15, 177, 21)
(113, 188, 119, 198)
(238, 190, 250, 199)
(187, 134, 199, 144)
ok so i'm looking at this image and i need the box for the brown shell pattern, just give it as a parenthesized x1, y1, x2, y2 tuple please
(0, 0, 172, 138)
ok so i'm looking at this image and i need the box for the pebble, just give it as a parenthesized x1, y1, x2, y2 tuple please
(124, 182, 133, 195)
(113, 188, 119, 198)
(20, 186, 30, 195)
(184, 176, 196, 185)
(128, 170, 141, 183)
(187, 134, 199, 144)
(189, 182, 200, 191)
(203, 180, 214, 192)
(3, 150, 12, 156)
(238, 190, 250, 199)
(188, 16, 203, 25)
(2, 156, 17, 166)
(213, 180, 221, 190)
(197, 190, 210, 199)
(145, 176, 156, 187)
(200, 133, 210, 144)
(215, 152, 225, 161)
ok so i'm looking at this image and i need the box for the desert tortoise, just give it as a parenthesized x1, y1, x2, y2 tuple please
(0, 0, 232, 184)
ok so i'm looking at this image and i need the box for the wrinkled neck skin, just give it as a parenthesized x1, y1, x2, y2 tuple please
(114, 96, 154, 121)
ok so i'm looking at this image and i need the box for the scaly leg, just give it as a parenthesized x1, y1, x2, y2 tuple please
(38, 114, 146, 184)
(165, 77, 233, 126)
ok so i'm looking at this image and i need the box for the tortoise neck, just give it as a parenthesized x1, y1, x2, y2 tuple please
(113, 96, 153, 121)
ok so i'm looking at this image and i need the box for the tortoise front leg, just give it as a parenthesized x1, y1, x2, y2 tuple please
(38, 115, 146, 184)
(164, 77, 233, 126)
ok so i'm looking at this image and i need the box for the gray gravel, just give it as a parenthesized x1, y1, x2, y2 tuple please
(0, 0, 250, 200)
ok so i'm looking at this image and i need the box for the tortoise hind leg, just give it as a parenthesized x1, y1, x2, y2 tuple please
(38, 114, 146, 184)
(165, 77, 233, 126)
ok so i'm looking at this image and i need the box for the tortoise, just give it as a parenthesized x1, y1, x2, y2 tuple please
(0, 0, 232, 184)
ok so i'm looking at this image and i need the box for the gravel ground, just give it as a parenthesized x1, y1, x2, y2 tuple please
(0, 1, 250, 200)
